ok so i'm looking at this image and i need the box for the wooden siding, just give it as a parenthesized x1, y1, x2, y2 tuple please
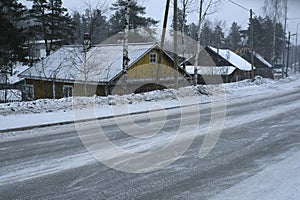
(23, 79, 107, 100)
(112, 49, 190, 95)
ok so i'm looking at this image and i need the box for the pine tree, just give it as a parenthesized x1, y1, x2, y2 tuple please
(0, 0, 26, 68)
(226, 22, 242, 51)
(187, 23, 198, 41)
(261, 17, 274, 61)
(246, 15, 285, 63)
(200, 20, 213, 47)
(171, 8, 189, 33)
(86, 9, 109, 44)
(212, 24, 225, 49)
(29, 0, 74, 56)
(72, 9, 110, 45)
(108, 0, 158, 36)
(72, 11, 83, 45)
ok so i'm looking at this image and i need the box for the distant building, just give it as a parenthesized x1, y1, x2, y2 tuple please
(185, 46, 253, 84)
(237, 48, 274, 79)
(25, 40, 62, 63)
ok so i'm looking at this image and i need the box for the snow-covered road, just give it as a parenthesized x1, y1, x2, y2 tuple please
(1, 75, 300, 199)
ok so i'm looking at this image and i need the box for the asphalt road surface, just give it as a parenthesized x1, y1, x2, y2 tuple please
(1, 89, 300, 199)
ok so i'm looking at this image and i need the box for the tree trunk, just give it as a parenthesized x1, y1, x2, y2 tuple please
(194, 0, 204, 86)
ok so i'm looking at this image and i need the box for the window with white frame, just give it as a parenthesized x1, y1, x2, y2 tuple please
(63, 85, 73, 98)
(149, 53, 157, 63)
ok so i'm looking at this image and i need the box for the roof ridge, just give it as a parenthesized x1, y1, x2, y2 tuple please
(94, 42, 155, 47)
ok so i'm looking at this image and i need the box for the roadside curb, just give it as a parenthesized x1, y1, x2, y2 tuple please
(0, 101, 210, 133)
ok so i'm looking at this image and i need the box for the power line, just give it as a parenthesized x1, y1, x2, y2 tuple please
(227, 0, 250, 12)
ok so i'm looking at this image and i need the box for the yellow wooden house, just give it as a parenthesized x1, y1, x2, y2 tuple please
(19, 43, 191, 100)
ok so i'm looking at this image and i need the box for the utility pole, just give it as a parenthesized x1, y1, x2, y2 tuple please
(173, 0, 179, 89)
(250, 9, 255, 80)
(283, 0, 288, 77)
(122, 0, 131, 95)
(295, 32, 300, 72)
(286, 31, 291, 77)
(156, 0, 171, 86)
(286, 32, 297, 76)
(297, 23, 300, 73)
(295, 32, 298, 73)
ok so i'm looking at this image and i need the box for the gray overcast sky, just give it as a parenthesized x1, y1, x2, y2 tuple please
(20, 0, 300, 42)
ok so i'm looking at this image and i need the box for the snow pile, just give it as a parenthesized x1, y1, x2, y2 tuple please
(0, 85, 210, 116)
(252, 76, 271, 85)
(225, 76, 274, 90)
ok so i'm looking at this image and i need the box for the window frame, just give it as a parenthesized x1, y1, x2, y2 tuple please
(149, 53, 157, 64)
(63, 85, 73, 98)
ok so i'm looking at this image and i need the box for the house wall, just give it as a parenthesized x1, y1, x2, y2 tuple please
(255, 68, 274, 79)
(129, 49, 174, 79)
(230, 69, 251, 82)
(112, 49, 191, 95)
(22, 79, 107, 100)
(24, 79, 73, 100)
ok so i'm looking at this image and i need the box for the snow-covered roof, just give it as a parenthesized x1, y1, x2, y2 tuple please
(20, 43, 157, 83)
(29, 39, 61, 45)
(185, 66, 236, 76)
(209, 47, 253, 71)
(9, 64, 29, 84)
(254, 52, 272, 68)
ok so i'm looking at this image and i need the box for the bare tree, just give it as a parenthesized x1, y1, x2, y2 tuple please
(68, 43, 127, 97)
(194, 0, 220, 85)
(179, 0, 196, 70)
(70, 47, 104, 96)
